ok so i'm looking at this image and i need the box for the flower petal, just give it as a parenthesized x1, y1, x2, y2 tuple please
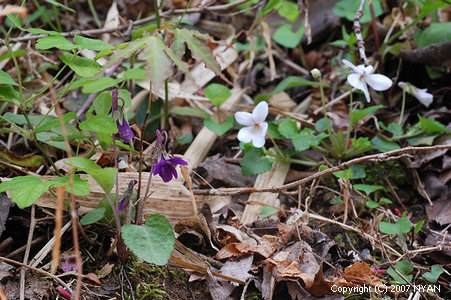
(252, 122, 268, 148)
(160, 164, 175, 182)
(152, 160, 164, 175)
(168, 157, 188, 166)
(170, 164, 179, 180)
(252, 101, 268, 123)
(413, 87, 433, 107)
(237, 126, 254, 144)
(235, 112, 255, 126)
(365, 74, 392, 91)
(348, 73, 371, 102)
(342, 59, 360, 73)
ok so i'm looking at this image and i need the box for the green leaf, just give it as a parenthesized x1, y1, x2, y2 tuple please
(350, 165, 366, 179)
(414, 23, 451, 48)
(278, 119, 298, 138)
(121, 214, 175, 266)
(371, 136, 400, 152)
(350, 105, 385, 125)
(97, 132, 114, 151)
(45, 0, 75, 12)
(80, 207, 106, 225)
(333, 168, 352, 180)
(241, 148, 274, 176)
(353, 184, 384, 196)
(35, 112, 76, 133)
(0, 86, 19, 101)
(142, 35, 173, 91)
(204, 83, 231, 107)
(379, 122, 403, 137)
(258, 76, 324, 101)
(379, 197, 393, 205)
(79, 114, 118, 134)
(259, 206, 279, 217)
(0, 176, 49, 208)
(59, 52, 101, 77)
(268, 122, 284, 139)
(6, 14, 23, 30)
(235, 38, 265, 51)
(0, 70, 18, 86)
(170, 106, 209, 119)
(65, 157, 101, 170)
(123, 67, 147, 80)
(204, 116, 234, 136)
(315, 118, 328, 131)
(263, 0, 283, 15)
(93, 92, 112, 116)
(387, 260, 413, 284)
(74, 35, 113, 51)
(102, 39, 148, 70)
(177, 133, 193, 145)
(422, 265, 444, 283)
(292, 128, 327, 152)
(330, 197, 343, 205)
(26, 28, 59, 35)
(86, 168, 117, 194)
(82, 78, 122, 94)
(273, 23, 304, 48)
(36, 36, 78, 50)
(418, 115, 451, 133)
(49, 174, 90, 196)
(333, 0, 383, 23)
(366, 200, 379, 209)
(278, 1, 299, 22)
(379, 221, 400, 235)
(397, 217, 413, 234)
(414, 220, 425, 234)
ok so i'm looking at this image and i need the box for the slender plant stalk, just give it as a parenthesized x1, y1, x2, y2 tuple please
(154, 0, 161, 28)
(399, 90, 406, 125)
(164, 80, 169, 129)
(87, 0, 102, 28)
(176, 0, 193, 27)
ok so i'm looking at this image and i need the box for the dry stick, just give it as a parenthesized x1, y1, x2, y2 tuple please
(354, 0, 370, 66)
(0, 256, 74, 294)
(51, 186, 65, 274)
(20, 205, 36, 300)
(55, 102, 83, 300)
(5, 236, 46, 259)
(193, 145, 451, 196)
(384, 175, 408, 212)
(6, 0, 250, 43)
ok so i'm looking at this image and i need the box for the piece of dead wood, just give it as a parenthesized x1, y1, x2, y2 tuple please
(241, 162, 290, 225)
(400, 41, 451, 67)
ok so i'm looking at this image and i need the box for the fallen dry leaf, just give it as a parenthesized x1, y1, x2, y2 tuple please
(215, 239, 277, 260)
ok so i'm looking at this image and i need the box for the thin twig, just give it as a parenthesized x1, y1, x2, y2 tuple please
(20, 205, 36, 300)
(354, 0, 370, 66)
(5, 0, 250, 43)
(0, 256, 74, 294)
(193, 145, 451, 196)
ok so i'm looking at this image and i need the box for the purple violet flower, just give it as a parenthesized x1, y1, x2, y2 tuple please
(153, 155, 188, 183)
(112, 88, 134, 143)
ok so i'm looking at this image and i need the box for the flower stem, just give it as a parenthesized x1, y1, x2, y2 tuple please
(289, 158, 320, 167)
(154, 0, 161, 28)
(268, 133, 284, 158)
(399, 89, 406, 125)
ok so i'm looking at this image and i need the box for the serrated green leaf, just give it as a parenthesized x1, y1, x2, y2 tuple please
(204, 116, 234, 136)
(350, 164, 366, 179)
(241, 148, 274, 176)
(59, 52, 101, 77)
(103, 39, 148, 70)
(74, 35, 113, 51)
(0, 176, 49, 208)
(49, 174, 90, 196)
(0, 70, 18, 86)
(418, 115, 451, 133)
(79, 114, 117, 134)
(82, 78, 122, 94)
(278, 119, 298, 138)
(36, 36, 78, 50)
(259, 206, 279, 217)
(122, 214, 175, 266)
(292, 128, 327, 152)
(204, 83, 231, 107)
(80, 207, 106, 225)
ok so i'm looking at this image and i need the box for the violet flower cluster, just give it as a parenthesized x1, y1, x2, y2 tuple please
(112, 88, 134, 143)
(152, 130, 187, 183)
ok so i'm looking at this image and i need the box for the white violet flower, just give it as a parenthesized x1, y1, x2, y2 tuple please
(398, 81, 433, 107)
(235, 101, 268, 148)
(342, 59, 393, 103)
